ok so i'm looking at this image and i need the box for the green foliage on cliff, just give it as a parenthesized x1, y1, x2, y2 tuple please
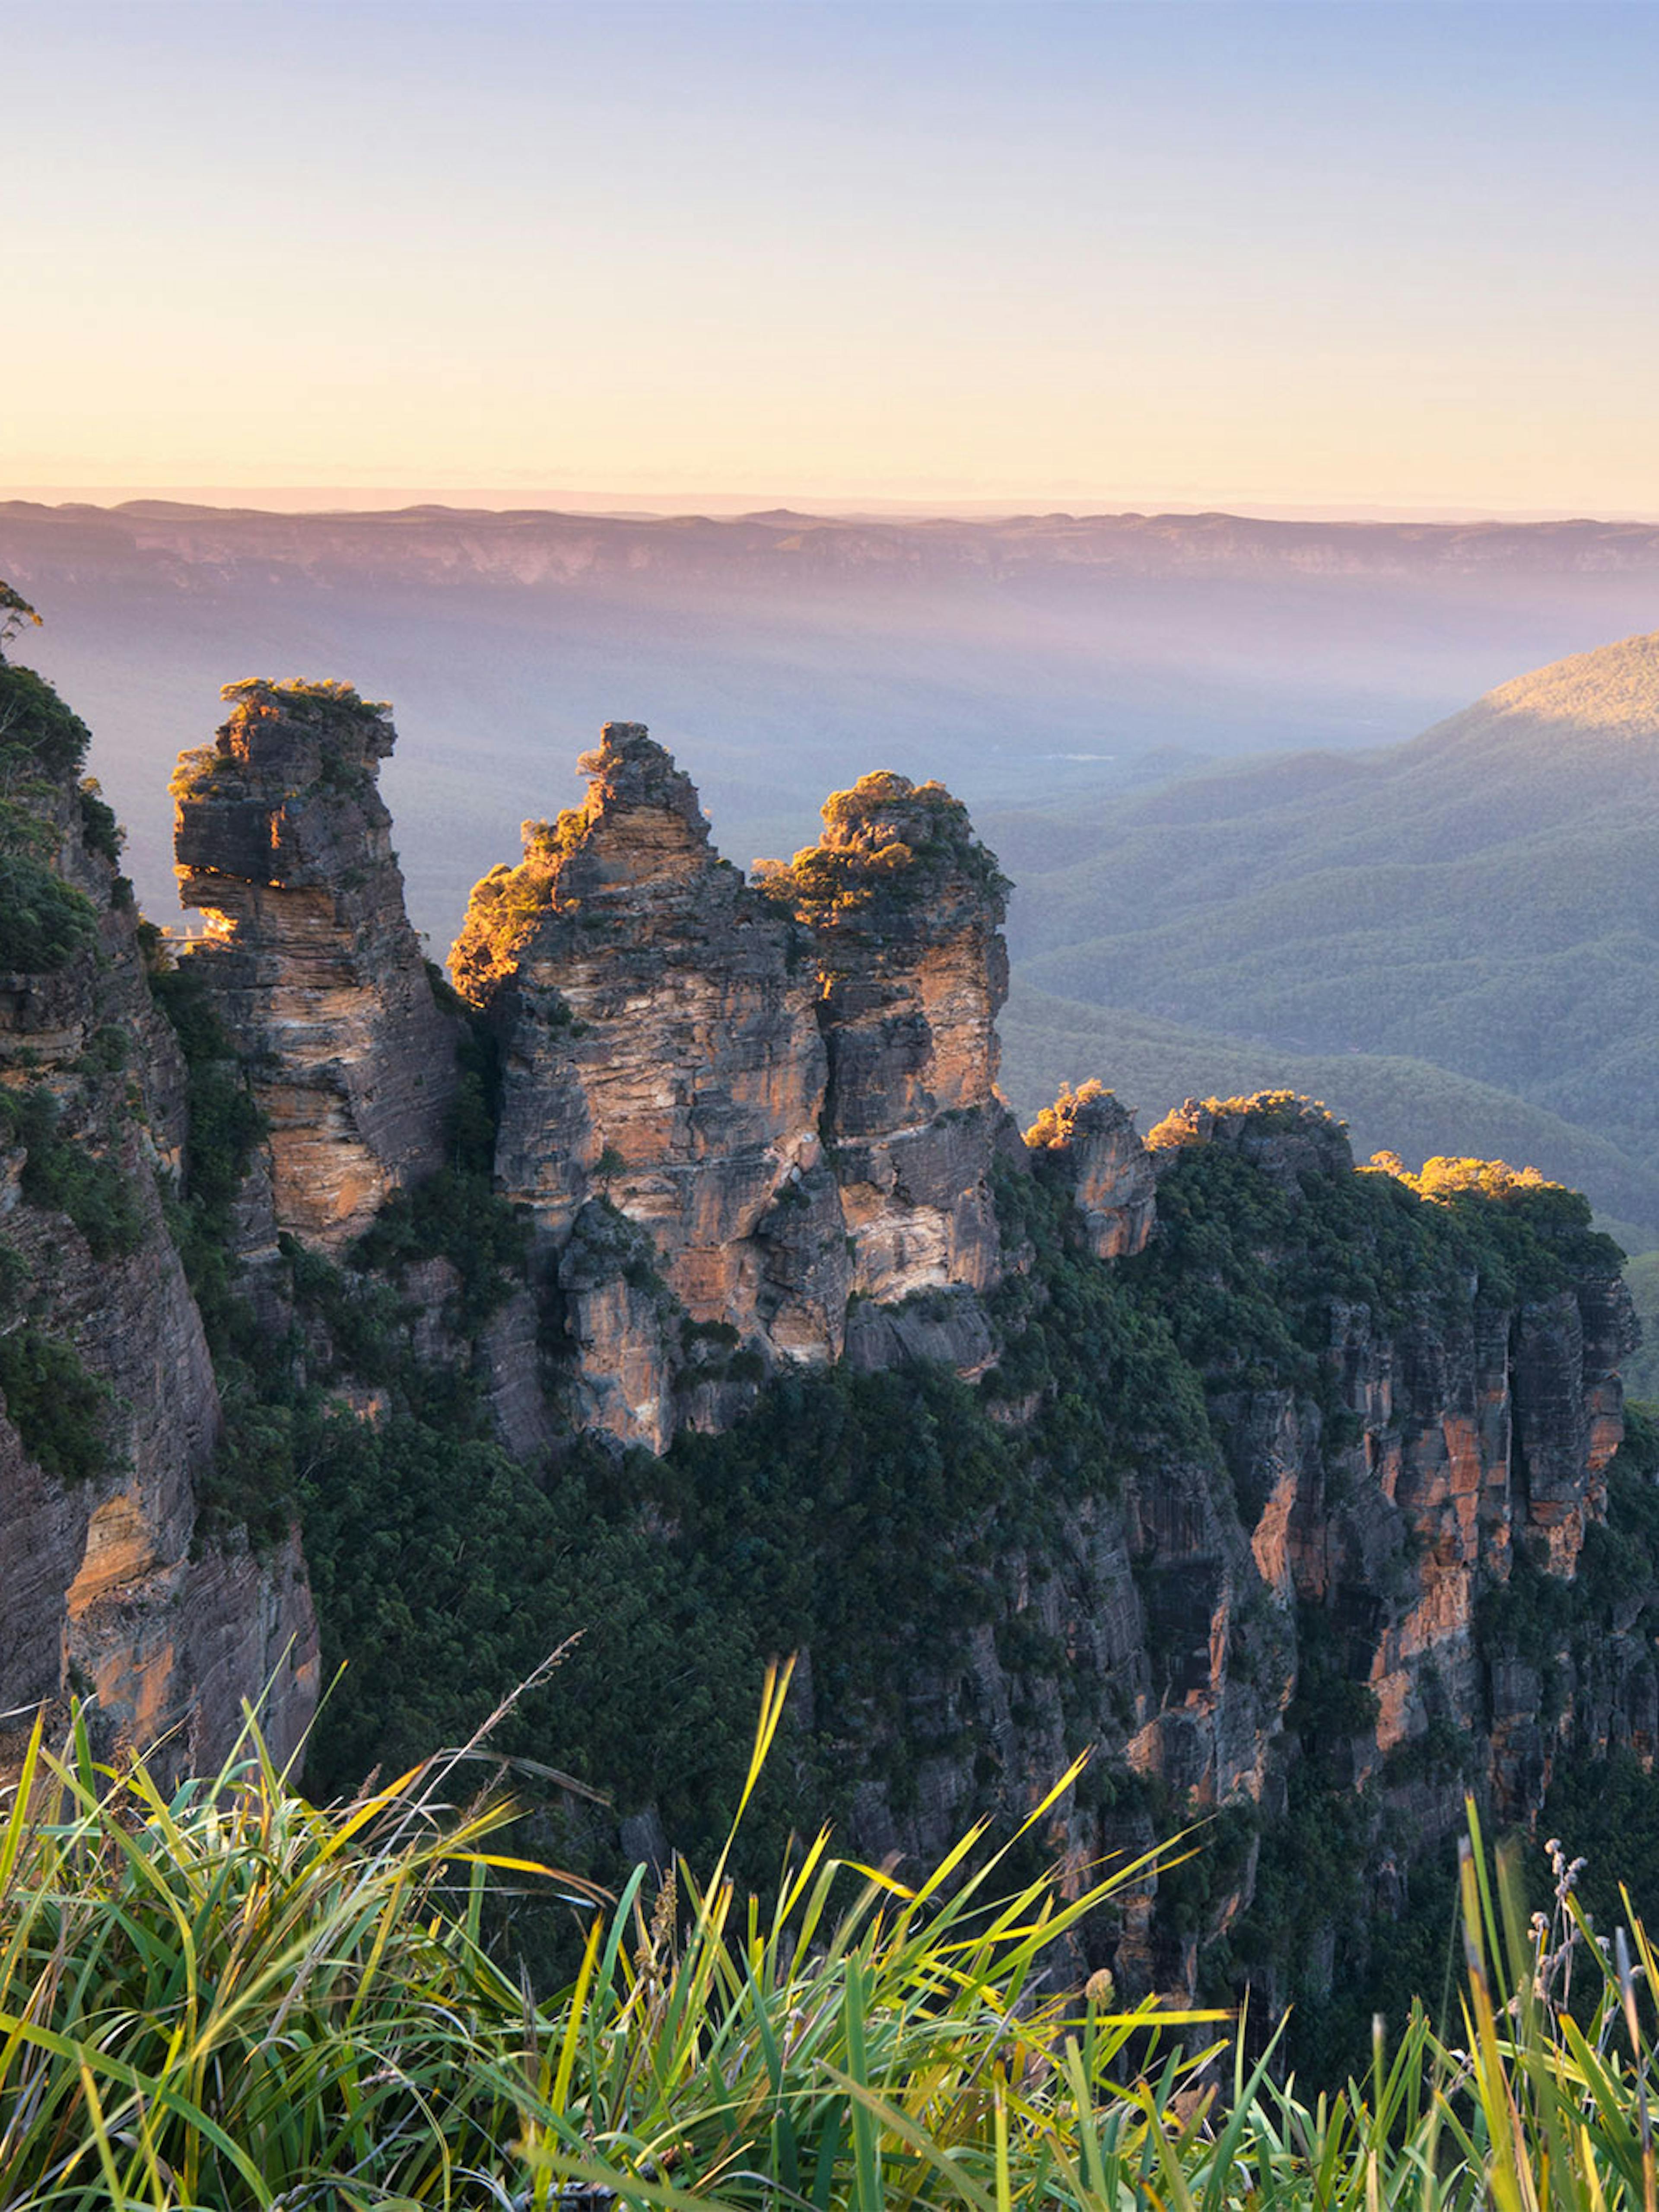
(988, 1157, 1209, 1458)
(755, 768, 1010, 928)
(149, 961, 267, 1351)
(1, 1086, 144, 1260)
(75, 776, 122, 865)
(227, 675, 392, 726)
(350, 1165, 530, 1332)
(0, 1324, 113, 1482)
(0, 661, 102, 971)
(0, 657, 92, 779)
(1128, 1109, 1620, 1409)
(298, 1357, 1033, 1862)
(0, 854, 99, 972)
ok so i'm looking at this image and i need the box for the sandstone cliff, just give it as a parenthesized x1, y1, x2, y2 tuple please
(758, 769, 1020, 1312)
(172, 680, 459, 1254)
(9, 630, 1650, 2071)
(0, 649, 316, 1786)
(449, 730, 1016, 1447)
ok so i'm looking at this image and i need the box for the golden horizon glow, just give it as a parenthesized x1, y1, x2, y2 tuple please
(10, 4, 1659, 518)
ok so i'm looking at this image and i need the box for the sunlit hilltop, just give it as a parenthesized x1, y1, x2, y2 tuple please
(1418, 629, 1659, 753)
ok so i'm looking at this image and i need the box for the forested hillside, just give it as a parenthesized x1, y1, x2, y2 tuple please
(994, 632, 1659, 1234)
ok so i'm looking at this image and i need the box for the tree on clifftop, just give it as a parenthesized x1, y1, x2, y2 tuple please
(0, 582, 42, 661)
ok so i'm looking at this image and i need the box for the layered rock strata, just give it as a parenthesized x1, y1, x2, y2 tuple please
(1024, 1080, 1157, 1258)
(760, 770, 1020, 1305)
(450, 730, 1017, 1448)
(2, 658, 317, 1786)
(172, 680, 459, 1252)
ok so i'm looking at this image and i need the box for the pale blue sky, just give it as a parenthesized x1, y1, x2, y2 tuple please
(9, 1, 1659, 510)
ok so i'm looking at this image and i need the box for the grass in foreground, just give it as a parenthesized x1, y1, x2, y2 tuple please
(2, 1662, 1658, 2211)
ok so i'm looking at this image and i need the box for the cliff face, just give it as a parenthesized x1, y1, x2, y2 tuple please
(172, 680, 459, 1254)
(1077, 1102, 1638, 1999)
(0, 654, 316, 1786)
(763, 770, 1019, 1308)
(772, 1092, 1641, 2011)
(450, 731, 1015, 1448)
(1024, 1080, 1157, 1260)
(9, 635, 1651, 2059)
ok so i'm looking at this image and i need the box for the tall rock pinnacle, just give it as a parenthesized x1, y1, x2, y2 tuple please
(172, 680, 459, 1251)
(451, 722, 844, 1447)
(451, 729, 1020, 1448)
(759, 770, 1019, 1308)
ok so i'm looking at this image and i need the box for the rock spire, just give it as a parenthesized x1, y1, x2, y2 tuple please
(172, 680, 459, 1251)
(451, 730, 1020, 1447)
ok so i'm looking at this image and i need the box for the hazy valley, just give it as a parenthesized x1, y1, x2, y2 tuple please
(8, 497, 1659, 952)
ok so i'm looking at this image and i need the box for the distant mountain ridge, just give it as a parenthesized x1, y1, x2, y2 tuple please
(10, 497, 1659, 969)
(994, 629, 1659, 1229)
(12, 498, 1659, 589)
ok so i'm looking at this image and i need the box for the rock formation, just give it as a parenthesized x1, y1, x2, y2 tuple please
(450, 725, 843, 1447)
(1024, 1080, 1157, 1258)
(1, 654, 316, 1787)
(450, 731, 1017, 1447)
(172, 680, 459, 1253)
(760, 770, 1020, 1307)
(8, 637, 1652, 2049)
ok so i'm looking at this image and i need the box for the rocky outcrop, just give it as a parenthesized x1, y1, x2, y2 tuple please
(172, 680, 459, 1253)
(451, 731, 1016, 1449)
(1, 652, 317, 1787)
(1024, 1081, 1157, 1258)
(762, 771, 1020, 1305)
(450, 725, 842, 1449)
(8, 628, 1649, 2048)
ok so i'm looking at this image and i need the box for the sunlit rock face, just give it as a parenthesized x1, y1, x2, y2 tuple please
(451, 724, 847, 1450)
(451, 734, 1019, 1449)
(1023, 1082, 1156, 1260)
(762, 771, 1021, 1305)
(1122, 1099, 1640, 1827)
(172, 681, 459, 1252)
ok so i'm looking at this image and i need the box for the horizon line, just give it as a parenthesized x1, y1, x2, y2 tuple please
(8, 485, 1659, 528)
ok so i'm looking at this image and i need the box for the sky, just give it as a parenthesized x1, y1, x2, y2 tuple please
(8, 0, 1659, 516)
